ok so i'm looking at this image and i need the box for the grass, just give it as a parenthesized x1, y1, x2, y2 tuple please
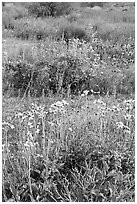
(2, 2, 135, 42)
(2, 2, 135, 202)
(2, 95, 135, 201)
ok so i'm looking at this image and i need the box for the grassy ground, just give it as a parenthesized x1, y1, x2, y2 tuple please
(2, 94, 135, 202)
(2, 2, 135, 202)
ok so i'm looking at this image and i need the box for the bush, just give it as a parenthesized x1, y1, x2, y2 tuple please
(28, 2, 71, 18)
(56, 24, 90, 45)
(81, 2, 104, 8)
(13, 18, 56, 40)
(2, 29, 14, 38)
(2, 56, 83, 97)
(117, 65, 135, 95)
(2, 33, 135, 97)
(2, 11, 15, 30)
(2, 4, 28, 30)
(2, 60, 33, 96)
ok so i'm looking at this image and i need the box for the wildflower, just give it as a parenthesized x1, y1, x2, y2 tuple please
(49, 100, 68, 114)
(117, 122, 124, 129)
(124, 114, 134, 121)
(94, 99, 106, 106)
(24, 141, 30, 148)
(17, 112, 24, 117)
(35, 128, 40, 134)
(81, 90, 89, 97)
(106, 107, 112, 112)
(2, 122, 14, 129)
(28, 122, 34, 128)
(62, 100, 69, 106)
(116, 122, 131, 131)
(2, 144, 5, 152)
(48, 121, 55, 127)
(54, 101, 63, 107)
(112, 105, 120, 112)
(24, 139, 35, 149)
(36, 154, 43, 158)
(124, 130, 131, 134)
(68, 127, 72, 131)
(10, 124, 14, 129)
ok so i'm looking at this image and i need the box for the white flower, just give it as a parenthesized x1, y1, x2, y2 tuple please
(10, 124, 14, 129)
(124, 130, 131, 134)
(24, 141, 30, 148)
(124, 114, 132, 121)
(17, 112, 24, 117)
(62, 100, 69, 106)
(36, 129, 40, 134)
(2, 144, 5, 152)
(24, 140, 34, 148)
(48, 121, 55, 127)
(81, 90, 89, 97)
(116, 122, 131, 131)
(117, 122, 124, 129)
(112, 105, 120, 112)
(68, 127, 72, 131)
(94, 99, 106, 106)
(2, 122, 15, 129)
(55, 101, 63, 107)
(28, 122, 33, 128)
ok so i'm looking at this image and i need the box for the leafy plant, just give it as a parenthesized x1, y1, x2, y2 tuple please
(28, 2, 71, 18)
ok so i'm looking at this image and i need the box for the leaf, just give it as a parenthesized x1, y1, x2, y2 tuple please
(7, 198, 15, 202)
(94, 170, 103, 182)
(31, 184, 38, 199)
(111, 195, 117, 202)
(46, 192, 57, 202)
(3, 182, 13, 200)
(10, 184, 17, 199)
(30, 169, 41, 180)
(116, 171, 123, 181)
(108, 187, 113, 197)
(107, 169, 117, 177)
(103, 160, 109, 174)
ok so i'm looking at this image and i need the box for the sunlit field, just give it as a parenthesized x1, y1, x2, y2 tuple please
(2, 2, 135, 202)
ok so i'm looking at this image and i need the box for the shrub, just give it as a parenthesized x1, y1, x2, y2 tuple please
(66, 13, 81, 23)
(28, 2, 71, 18)
(3, 4, 28, 21)
(13, 18, 56, 40)
(2, 33, 135, 97)
(2, 29, 14, 38)
(2, 11, 15, 30)
(2, 4, 28, 31)
(93, 23, 135, 42)
(56, 24, 90, 46)
(2, 60, 33, 97)
(117, 65, 135, 95)
(81, 2, 104, 8)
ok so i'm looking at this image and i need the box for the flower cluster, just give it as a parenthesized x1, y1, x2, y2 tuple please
(49, 100, 69, 114)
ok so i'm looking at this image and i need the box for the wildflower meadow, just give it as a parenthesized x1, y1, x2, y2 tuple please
(2, 2, 135, 202)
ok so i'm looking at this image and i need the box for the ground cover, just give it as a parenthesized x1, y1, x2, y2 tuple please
(2, 2, 135, 202)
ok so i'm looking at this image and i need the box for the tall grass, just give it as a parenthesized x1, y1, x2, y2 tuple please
(2, 34, 135, 97)
(2, 95, 135, 201)
(3, 2, 135, 42)
(2, 2, 135, 202)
